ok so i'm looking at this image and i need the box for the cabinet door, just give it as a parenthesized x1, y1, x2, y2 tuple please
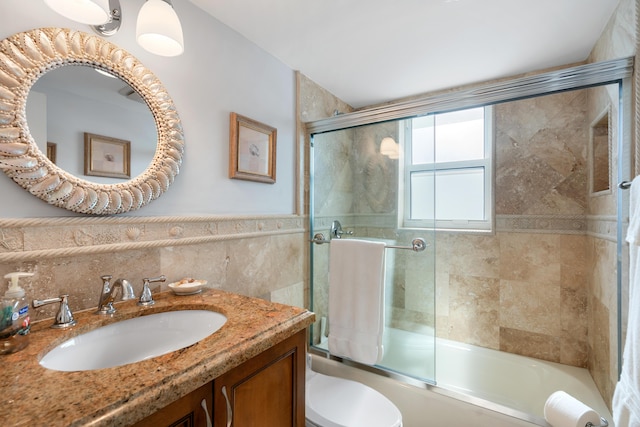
(213, 330, 306, 427)
(133, 382, 213, 427)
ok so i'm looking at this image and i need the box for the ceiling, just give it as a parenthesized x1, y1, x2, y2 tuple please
(189, 0, 620, 109)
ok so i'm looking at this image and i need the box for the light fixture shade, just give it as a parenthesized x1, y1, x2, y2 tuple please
(136, 0, 184, 57)
(380, 137, 399, 158)
(44, 0, 111, 25)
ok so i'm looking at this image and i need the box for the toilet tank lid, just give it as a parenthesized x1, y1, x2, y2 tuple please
(306, 372, 402, 427)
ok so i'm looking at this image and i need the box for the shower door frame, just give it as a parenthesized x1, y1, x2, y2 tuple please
(307, 56, 634, 424)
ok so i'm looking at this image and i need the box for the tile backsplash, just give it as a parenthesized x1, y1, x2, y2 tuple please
(0, 214, 307, 322)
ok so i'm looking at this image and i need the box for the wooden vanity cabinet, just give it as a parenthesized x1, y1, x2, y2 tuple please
(132, 382, 213, 427)
(133, 329, 306, 427)
(213, 329, 306, 427)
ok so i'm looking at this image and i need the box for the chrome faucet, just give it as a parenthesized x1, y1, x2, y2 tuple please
(96, 275, 134, 315)
(32, 294, 76, 328)
(330, 220, 354, 239)
(138, 275, 166, 306)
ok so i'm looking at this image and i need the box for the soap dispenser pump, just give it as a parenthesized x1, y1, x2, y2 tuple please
(1, 272, 34, 355)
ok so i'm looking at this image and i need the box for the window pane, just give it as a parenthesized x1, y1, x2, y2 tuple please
(411, 115, 434, 165)
(435, 108, 484, 163)
(410, 171, 434, 220)
(435, 168, 485, 220)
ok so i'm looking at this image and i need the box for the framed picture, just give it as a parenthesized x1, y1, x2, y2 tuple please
(46, 142, 57, 164)
(84, 132, 131, 179)
(229, 112, 277, 183)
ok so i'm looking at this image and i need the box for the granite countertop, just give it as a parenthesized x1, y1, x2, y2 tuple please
(0, 289, 315, 427)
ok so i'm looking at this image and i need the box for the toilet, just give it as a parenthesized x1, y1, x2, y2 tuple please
(305, 366, 403, 427)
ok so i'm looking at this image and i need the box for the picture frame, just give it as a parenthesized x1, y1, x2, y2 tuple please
(46, 142, 57, 164)
(84, 132, 131, 179)
(229, 112, 277, 184)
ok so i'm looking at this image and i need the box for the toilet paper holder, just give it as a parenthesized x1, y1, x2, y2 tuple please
(586, 417, 608, 427)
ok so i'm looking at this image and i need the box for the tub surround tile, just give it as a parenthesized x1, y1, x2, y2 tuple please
(495, 91, 588, 217)
(499, 233, 561, 284)
(297, 72, 353, 123)
(389, 306, 435, 334)
(405, 258, 435, 315)
(591, 238, 618, 307)
(588, 294, 612, 406)
(500, 279, 561, 336)
(560, 233, 589, 288)
(499, 327, 561, 363)
(560, 334, 589, 367)
(0, 289, 315, 427)
(448, 274, 500, 349)
(448, 234, 500, 279)
(561, 287, 588, 338)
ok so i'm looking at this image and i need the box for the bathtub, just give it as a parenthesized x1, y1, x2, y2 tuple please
(312, 327, 613, 426)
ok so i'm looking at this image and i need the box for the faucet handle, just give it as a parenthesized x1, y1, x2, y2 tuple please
(100, 275, 112, 294)
(97, 274, 117, 315)
(138, 275, 166, 306)
(330, 220, 354, 239)
(33, 295, 77, 329)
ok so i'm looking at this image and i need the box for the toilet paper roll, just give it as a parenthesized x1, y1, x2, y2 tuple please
(544, 391, 602, 427)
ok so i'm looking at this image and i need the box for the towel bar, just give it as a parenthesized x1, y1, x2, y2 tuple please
(310, 233, 428, 252)
(586, 417, 608, 427)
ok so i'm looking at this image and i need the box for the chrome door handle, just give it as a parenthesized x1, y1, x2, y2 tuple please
(200, 398, 212, 427)
(221, 385, 232, 427)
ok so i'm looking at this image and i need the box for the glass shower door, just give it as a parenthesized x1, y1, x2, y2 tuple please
(309, 120, 437, 383)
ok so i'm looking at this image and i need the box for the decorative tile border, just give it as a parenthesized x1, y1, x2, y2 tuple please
(496, 214, 587, 234)
(0, 215, 305, 262)
(586, 215, 619, 242)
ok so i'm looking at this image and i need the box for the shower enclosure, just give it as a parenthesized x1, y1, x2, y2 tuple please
(309, 119, 438, 383)
(307, 58, 632, 422)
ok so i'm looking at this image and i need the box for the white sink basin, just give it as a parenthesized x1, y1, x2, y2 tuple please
(39, 310, 227, 371)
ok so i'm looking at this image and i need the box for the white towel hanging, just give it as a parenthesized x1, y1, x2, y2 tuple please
(328, 238, 386, 365)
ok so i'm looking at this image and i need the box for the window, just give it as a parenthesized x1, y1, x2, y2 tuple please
(402, 106, 493, 231)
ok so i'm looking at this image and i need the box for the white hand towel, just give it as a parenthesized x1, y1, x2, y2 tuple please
(328, 238, 386, 366)
(627, 175, 640, 245)
(544, 391, 601, 427)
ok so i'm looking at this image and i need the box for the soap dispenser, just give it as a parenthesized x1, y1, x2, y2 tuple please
(0, 272, 34, 355)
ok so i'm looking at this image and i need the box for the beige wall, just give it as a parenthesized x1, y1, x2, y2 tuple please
(0, 216, 307, 323)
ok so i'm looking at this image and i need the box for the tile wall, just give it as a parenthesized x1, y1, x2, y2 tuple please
(0, 215, 307, 323)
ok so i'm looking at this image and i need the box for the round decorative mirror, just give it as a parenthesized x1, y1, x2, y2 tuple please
(28, 65, 158, 184)
(0, 28, 184, 215)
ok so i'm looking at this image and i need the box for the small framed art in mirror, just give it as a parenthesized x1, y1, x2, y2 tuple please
(47, 142, 57, 164)
(229, 112, 277, 184)
(84, 132, 131, 179)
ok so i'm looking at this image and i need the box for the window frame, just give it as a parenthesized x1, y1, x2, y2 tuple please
(400, 106, 494, 232)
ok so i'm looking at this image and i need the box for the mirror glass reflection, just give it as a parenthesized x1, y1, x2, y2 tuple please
(27, 65, 157, 184)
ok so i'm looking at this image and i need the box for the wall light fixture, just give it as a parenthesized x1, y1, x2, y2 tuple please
(380, 137, 399, 159)
(44, 0, 184, 57)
